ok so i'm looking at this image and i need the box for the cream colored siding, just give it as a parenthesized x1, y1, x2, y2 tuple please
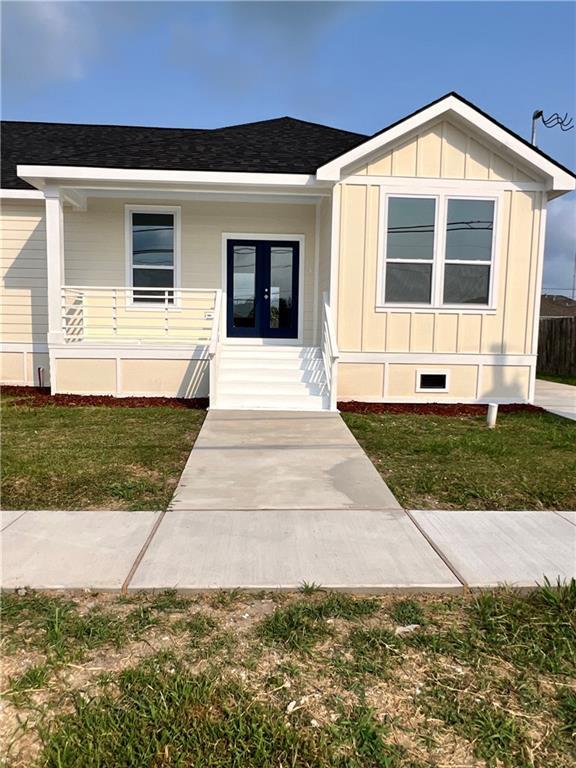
(357, 120, 538, 181)
(337, 190, 543, 358)
(53, 355, 209, 397)
(1, 201, 48, 343)
(121, 359, 209, 397)
(337, 119, 546, 402)
(64, 198, 317, 344)
(56, 358, 117, 393)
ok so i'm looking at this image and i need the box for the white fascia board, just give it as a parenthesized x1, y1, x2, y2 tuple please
(316, 95, 576, 192)
(0, 188, 44, 200)
(17, 165, 328, 190)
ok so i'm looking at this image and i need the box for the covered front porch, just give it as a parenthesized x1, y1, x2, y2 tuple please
(25, 166, 338, 408)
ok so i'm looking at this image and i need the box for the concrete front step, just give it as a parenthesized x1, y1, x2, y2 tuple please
(214, 393, 331, 411)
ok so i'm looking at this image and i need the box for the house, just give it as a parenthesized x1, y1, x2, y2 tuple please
(1, 92, 574, 410)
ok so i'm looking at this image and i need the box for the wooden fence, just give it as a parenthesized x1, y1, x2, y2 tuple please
(537, 316, 576, 376)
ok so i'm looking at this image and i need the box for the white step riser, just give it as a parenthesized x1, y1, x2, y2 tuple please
(219, 369, 326, 384)
(218, 382, 327, 397)
(221, 348, 322, 360)
(219, 358, 325, 372)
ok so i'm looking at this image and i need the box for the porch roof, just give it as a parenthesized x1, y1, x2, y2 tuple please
(1, 116, 366, 191)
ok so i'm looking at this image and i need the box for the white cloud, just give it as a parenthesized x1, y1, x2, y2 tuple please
(543, 194, 576, 297)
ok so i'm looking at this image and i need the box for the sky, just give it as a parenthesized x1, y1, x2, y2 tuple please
(2, 1, 575, 296)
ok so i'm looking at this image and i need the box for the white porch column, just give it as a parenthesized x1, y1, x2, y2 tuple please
(44, 187, 65, 345)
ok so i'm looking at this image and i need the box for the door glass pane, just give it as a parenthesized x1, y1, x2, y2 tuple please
(233, 246, 256, 328)
(385, 262, 432, 303)
(443, 264, 490, 304)
(132, 213, 174, 266)
(445, 200, 494, 261)
(387, 197, 435, 260)
(269, 247, 294, 329)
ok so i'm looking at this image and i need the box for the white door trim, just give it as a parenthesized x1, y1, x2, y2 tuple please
(221, 232, 306, 345)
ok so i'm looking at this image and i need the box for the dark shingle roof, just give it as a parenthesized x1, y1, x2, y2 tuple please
(0, 117, 368, 189)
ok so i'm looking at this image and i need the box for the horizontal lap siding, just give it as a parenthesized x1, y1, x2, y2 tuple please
(0, 202, 48, 342)
(64, 198, 317, 345)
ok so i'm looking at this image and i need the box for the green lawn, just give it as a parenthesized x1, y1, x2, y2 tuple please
(343, 410, 576, 510)
(537, 373, 576, 387)
(1, 390, 205, 510)
(2, 584, 575, 767)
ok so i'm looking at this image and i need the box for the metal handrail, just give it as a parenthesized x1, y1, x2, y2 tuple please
(208, 289, 223, 406)
(60, 285, 219, 344)
(321, 291, 339, 411)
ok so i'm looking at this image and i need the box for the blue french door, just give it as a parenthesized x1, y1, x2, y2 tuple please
(227, 239, 300, 339)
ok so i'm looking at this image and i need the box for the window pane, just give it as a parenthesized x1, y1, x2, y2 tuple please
(445, 200, 494, 261)
(132, 213, 174, 266)
(269, 246, 294, 329)
(387, 197, 435, 261)
(232, 246, 256, 328)
(133, 267, 174, 303)
(385, 262, 432, 303)
(443, 264, 490, 304)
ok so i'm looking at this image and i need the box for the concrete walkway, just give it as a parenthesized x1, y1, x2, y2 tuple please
(534, 379, 576, 421)
(170, 410, 401, 511)
(2, 508, 574, 592)
(1, 411, 574, 592)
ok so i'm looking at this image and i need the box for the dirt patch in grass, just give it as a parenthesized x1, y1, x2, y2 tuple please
(343, 409, 576, 510)
(1, 393, 205, 509)
(1, 584, 575, 767)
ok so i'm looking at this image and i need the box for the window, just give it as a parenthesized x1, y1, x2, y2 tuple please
(127, 208, 179, 303)
(417, 372, 448, 392)
(384, 197, 435, 304)
(443, 199, 494, 304)
(381, 195, 496, 308)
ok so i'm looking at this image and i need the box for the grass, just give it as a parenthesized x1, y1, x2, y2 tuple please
(343, 409, 576, 509)
(0, 390, 205, 509)
(2, 584, 576, 767)
(537, 373, 576, 387)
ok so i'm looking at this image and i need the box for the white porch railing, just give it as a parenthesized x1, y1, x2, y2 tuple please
(321, 291, 339, 410)
(61, 286, 220, 345)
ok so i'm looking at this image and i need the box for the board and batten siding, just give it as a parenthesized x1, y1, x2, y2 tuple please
(0, 200, 50, 385)
(336, 119, 545, 402)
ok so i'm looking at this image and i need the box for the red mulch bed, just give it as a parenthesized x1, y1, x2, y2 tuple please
(1, 386, 208, 410)
(337, 400, 544, 416)
(2, 386, 543, 416)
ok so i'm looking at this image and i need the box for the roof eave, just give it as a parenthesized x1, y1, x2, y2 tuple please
(316, 94, 576, 194)
(17, 165, 335, 191)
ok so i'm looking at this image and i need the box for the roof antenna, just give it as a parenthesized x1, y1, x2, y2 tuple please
(531, 109, 573, 146)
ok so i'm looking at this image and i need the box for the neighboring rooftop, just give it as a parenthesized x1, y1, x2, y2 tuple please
(540, 294, 576, 317)
(0, 117, 367, 190)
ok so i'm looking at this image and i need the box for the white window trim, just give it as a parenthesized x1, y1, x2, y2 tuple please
(376, 190, 501, 312)
(124, 204, 181, 310)
(416, 369, 450, 393)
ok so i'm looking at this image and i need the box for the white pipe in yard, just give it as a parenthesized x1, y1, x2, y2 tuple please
(487, 403, 498, 429)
